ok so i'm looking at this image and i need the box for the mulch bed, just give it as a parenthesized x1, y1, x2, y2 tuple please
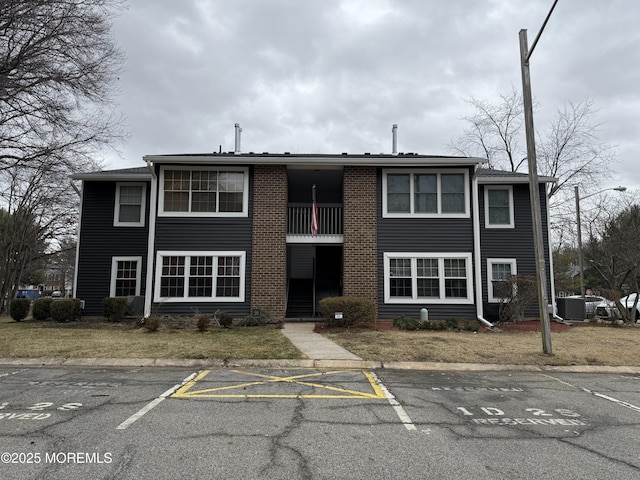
(314, 319, 573, 333)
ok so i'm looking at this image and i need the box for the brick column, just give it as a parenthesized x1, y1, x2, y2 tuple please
(342, 166, 378, 316)
(251, 165, 287, 318)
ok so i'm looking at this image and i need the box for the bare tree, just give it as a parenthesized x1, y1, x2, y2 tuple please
(585, 203, 640, 323)
(0, 0, 125, 312)
(448, 90, 616, 202)
(539, 99, 616, 199)
(448, 88, 526, 172)
(0, 0, 125, 172)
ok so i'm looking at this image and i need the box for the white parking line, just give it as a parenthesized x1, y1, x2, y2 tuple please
(540, 374, 640, 414)
(370, 372, 417, 431)
(116, 372, 198, 430)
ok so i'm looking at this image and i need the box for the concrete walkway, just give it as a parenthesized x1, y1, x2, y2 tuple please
(281, 322, 362, 361)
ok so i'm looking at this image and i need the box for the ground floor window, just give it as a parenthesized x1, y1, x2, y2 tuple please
(154, 251, 245, 302)
(384, 252, 473, 304)
(487, 258, 517, 302)
(110, 256, 142, 297)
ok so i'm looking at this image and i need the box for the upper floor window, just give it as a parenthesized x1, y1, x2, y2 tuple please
(159, 167, 248, 217)
(114, 183, 146, 227)
(383, 170, 469, 217)
(484, 186, 514, 228)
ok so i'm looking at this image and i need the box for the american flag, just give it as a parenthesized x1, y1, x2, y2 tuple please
(311, 184, 318, 236)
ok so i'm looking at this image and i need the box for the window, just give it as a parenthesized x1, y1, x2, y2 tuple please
(159, 167, 248, 216)
(487, 259, 517, 302)
(154, 251, 245, 302)
(484, 186, 514, 228)
(384, 253, 473, 303)
(383, 170, 468, 217)
(110, 257, 142, 297)
(114, 183, 146, 226)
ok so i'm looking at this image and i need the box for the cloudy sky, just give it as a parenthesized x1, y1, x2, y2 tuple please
(108, 0, 640, 192)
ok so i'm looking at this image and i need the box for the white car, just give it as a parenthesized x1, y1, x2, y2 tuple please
(618, 293, 640, 321)
(594, 298, 620, 320)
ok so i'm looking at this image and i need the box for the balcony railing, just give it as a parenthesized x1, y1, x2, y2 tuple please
(287, 203, 343, 236)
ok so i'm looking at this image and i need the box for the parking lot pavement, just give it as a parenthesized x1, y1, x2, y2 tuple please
(1, 366, 639, 479)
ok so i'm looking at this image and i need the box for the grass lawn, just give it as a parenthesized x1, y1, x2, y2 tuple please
(0, 316, 304, 360)
(322, 323, 640, 366)
(2, 315, 640, 366)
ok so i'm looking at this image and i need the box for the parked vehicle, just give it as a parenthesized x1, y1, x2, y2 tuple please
(618, 293, 640, 321)
(15, 289, 40, 301)
(594, 298, 620, 321)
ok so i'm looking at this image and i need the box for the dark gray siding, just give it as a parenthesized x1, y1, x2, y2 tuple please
(76, 181, 150, 315)
(150, 166, 253, 317)
(479, 183, 552, 321)
(377, 167, 477, 320)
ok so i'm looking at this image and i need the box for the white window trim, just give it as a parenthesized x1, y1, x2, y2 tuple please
(114, 183, 146, 227)
(382, 169, 470, 219)
(110, 256, 142, 297)
(487, 258, 517, 302)
(383, 252, 474, 304)
(484, 185, 515, 229)
(154, 250, 246, 303)
(158, 166, 249, 217)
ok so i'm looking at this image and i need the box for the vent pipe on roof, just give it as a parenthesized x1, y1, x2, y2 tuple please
(234, 123, 242, 154)
(392, 124, 398, 156)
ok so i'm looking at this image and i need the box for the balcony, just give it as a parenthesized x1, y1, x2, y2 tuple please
(287, 203, 343, 243)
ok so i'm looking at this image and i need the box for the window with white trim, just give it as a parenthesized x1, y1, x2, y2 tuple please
(110, 257, 142, 297)
(487, 258, 517, 302)
(154, 251, 245, 302)
(484, 186, 514, 228)
(384, 253, 473, 303)
(159, 167, 248, 216)
(114, 183, 146, 226)
(383, 170, 469, 217)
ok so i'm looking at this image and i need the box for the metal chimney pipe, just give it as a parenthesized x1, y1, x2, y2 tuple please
(392, 124, 398, 155)
(234, 123, 242, 154)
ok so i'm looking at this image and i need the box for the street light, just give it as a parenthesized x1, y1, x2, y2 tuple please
(519, 0, 558, 354)
(575, 185, 627, 300)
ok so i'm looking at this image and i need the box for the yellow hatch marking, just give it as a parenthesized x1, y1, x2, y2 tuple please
(172, 369, 387, 399)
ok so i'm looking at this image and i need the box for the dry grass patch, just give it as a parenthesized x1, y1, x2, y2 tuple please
(0, 317, 303, 360)
(322, 324, 640, 366)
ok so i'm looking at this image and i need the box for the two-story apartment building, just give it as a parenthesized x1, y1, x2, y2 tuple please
(72, 151, 556, 324)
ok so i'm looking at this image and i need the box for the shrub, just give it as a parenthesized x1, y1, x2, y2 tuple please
(102, 297, 127, 321)
(392, 316, 480, 332)
(236, 310, 280, 327)
(217, 311, 233, 328)
(10, 299, 30, 322)
(195, 314, 211, 332)
(497, 275, 538, 323)
(393, 315, 423, 330)
(50, 299, 82, 322)
(318, 296, 375, 327)
(33, 298, 54, 320)
(142, 316, 160, 332)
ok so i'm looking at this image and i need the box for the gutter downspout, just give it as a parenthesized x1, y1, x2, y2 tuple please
(544, 182, 565, 323)
(472, 167, 495, 329)
(143, 159, 158, 317)
(71, 181, 83, 299)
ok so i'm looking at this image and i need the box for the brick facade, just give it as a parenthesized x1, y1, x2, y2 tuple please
(342, 166, 378, 315)
(251, 165, 288, 318)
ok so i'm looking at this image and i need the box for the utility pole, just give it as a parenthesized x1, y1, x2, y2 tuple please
(519, 0, 558, 355)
